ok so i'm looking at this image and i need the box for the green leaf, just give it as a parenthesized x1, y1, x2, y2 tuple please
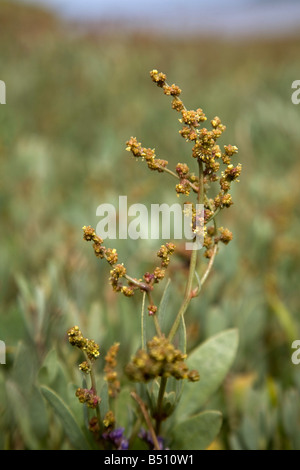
(267, 292, 298, 343)
(38, 348, 59, 385)
(41, 385, 90, 450)
(115, 387, 132, 430)
(38, 349, 71, 404)
(6, 380, 39, 449)
(163, 391, 177, 417)
(28, 385, 49, 440)
(12, 341, 38, 396)
(171, 410, 222, 450)
(146, 379, 160, 416)
(0, 370, 6, 409)
(15, 275, 36, 340)
(164, 314, 186, 406)
(176, 329, 239, 420)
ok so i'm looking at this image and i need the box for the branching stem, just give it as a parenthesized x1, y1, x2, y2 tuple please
(168, 158, 204, 342)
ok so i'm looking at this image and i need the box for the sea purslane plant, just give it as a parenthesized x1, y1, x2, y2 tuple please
(67, 70, 242, 450)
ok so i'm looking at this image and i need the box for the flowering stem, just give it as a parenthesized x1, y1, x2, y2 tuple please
(206, 206, 221, 223)
(153, 314, 162, 337)
(124, 274, 150, 291)
(192, 243, 218, 297)
(126, 271, 162, 337)
(141, 291, 146, 349)
(157, 164, 199, 193)
(200, 243, 218, 287)
(168, 158, 204, 342)
(155, 376, 168, 436)
(84, 352, 102, 432)
(168, 252, 197, 342)
(146, 290, 162, 337)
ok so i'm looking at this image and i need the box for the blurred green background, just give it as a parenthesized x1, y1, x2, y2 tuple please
(0, 0, 300, 450)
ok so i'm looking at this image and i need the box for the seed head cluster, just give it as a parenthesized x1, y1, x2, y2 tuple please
(82, 225, 175, 315)
(75, 387, 101, 409)
(126, 70, 242, 258)
(104, 343, 121, 398)
(67, 325, 100, 361)
(125, 335, 200, 383)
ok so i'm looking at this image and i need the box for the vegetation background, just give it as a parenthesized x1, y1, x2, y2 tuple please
(0, 0, 300, 449)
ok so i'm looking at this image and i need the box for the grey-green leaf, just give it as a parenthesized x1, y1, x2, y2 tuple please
(41, 385, 90, 450)
(176, 329, 239, 420)
(171, 410, 222, 450)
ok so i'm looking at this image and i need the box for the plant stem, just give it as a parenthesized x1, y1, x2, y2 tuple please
(167, 253, 196, 342)
(168, 158, 204, 342)
(206, 206, 221, 223)
(124, 273, 150, 292)
(200, 243, 218, 287)
(146, 290, 162, 337)
(141, 291, 146, 349)
(157, 164, 199, 193)
(153, 315, 162, 337)
(85, 353, 102, 432)
(155, 376, 168, 435)
(192, 243, 218, 297)
(126, 271, 162, 338)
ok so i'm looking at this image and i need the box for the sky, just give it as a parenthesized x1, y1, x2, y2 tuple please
(21, 0, 300, 37)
